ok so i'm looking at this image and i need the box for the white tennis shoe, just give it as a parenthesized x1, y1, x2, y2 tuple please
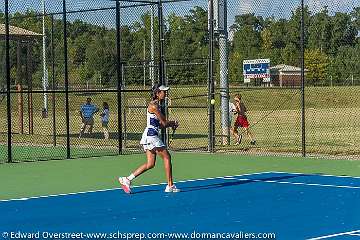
(165, 184, 180, 193)
(118, 177, 131, 194)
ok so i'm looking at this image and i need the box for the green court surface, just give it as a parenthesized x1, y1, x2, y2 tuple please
(0, 152, 359, 201)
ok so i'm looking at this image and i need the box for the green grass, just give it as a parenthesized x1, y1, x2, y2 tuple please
(0, 143, 119, 162)
(0, 152, 360, 200)
(0, 86, 359, 159)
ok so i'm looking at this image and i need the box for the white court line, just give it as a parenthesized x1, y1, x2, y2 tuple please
(307, 230, 360, 239)
(236, 178, 360, 189)
(349, 233, 360, 236)
(2, 171, 359, 203)
(271, 171, 360, 179)
(0, 171, 273, 203)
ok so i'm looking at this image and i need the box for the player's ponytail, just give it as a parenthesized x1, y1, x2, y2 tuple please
(152, 92, 158, 101)
(151, 84, 161, 100)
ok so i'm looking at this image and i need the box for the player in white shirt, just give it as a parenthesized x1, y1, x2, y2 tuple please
(118, 84, 179, 194)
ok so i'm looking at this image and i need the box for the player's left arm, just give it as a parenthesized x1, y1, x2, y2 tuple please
(149, 103, 178, 129)
(79, 106, 84, 121)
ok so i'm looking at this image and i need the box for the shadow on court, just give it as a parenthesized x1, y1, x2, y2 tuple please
(131, 174, 309, 194)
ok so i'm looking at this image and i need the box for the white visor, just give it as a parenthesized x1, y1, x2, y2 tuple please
(158, 85, 169, 91)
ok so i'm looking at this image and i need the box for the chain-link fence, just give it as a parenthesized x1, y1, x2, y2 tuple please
(214, 0, 303, 156)
(1, 0, 359, 163)
(301, 1, 360, 157)
(213, 0, 360, 158)
(0, 12, 6, 162)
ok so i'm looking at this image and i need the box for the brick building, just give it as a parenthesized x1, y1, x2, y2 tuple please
(270, 64, 307, 87)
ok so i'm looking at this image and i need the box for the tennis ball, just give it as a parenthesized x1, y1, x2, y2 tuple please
(210, 99, 215, 105)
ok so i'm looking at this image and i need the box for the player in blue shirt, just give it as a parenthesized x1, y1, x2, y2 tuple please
(79, 97, 99, 138)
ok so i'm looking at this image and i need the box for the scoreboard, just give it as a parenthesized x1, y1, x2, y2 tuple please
(243, 59, 270, 83)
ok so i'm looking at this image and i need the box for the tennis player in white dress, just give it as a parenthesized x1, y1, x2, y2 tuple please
(118, 84, 179, 194)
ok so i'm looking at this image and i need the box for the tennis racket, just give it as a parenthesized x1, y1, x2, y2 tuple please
(169, 121, 178, 145)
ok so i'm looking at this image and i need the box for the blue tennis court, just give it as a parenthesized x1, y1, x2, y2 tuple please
(1, 172, 360, 240)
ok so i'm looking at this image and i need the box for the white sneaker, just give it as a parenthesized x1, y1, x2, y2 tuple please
(118, 177, 131, 194)
(165, 184, 180, 193)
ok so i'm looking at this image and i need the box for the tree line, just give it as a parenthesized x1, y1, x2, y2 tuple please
(1, 5, 360, 88)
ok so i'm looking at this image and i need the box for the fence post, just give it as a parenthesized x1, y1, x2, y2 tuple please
(5, 0, 12, 163)
(63, 0, 70, 159)
(158, 0, 167, 144)
(208, 0, 215, 153)
(301, 0, 306, 157)
(51, 15, 57, 147)
(116, 0, 123, 155)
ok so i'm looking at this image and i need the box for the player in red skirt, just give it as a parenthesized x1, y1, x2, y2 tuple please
(232, 94, 256, 145)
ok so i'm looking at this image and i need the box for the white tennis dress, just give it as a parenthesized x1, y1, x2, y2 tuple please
(140, 105, 165, 151)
